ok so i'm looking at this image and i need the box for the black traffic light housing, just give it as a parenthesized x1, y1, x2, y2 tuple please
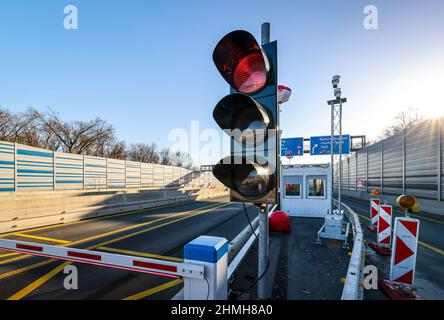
(212, 30, 279, 205)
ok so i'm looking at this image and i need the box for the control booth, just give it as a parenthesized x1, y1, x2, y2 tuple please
(280, 164, 332, 218)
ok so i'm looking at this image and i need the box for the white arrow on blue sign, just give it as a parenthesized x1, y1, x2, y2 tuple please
(310, 135, 350, 155)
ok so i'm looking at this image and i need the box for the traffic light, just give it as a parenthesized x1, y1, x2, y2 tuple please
(212, 30, 278, 204)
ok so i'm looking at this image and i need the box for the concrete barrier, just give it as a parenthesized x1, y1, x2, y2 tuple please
(0, 186, 228, 234)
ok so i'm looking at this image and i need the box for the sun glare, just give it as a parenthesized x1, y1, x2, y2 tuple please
(383, 60, 444, 120)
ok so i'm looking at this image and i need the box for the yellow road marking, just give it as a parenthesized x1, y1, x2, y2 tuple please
(416, 215, 444, 225)
(0, 202, 221, 266)
(98, 247, 183, 262)
(357, 213, 370, 222)
(91, 203, 228, 248)
(0, 259, 55, 280)
(358, 212, 444, 226)
(0, 233, 68, 261)
(418, 241, 444, 256)
(0, 200, 222, 239)
(0, 252, 20, 259)
(8, 261, 71, 300)
(123, 279, 183, 300)
(357, 213, 444, 256)
(14, 233, 70, 244)
(5, 203, 228, 299)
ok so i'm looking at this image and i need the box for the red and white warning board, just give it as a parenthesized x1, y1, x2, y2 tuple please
(370, 199, 380, 228)
(390, 217, 420, 285)
(377, 205, 392, 246)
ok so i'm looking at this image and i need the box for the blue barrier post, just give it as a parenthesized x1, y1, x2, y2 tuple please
(184, 235, 228, 300)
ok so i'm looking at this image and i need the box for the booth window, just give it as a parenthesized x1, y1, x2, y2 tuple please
(284, 176, 302, 198)
(307, 176, 326, 198)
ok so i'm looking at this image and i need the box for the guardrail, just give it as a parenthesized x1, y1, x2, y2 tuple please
(336, 200, 365, 300)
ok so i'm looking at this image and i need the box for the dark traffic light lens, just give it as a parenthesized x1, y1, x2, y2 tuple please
(235, 166, 270, 199)
(213, 93, 271, 146)
(233, 53, 268, 93)
(212, 156, 276, 203)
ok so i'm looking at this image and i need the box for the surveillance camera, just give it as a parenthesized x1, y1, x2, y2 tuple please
(332, 75, 340, 88)
(334, 87, 342, 98)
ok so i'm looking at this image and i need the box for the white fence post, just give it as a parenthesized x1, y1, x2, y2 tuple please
(14, 142, 17, 191)
(184, 236, 228, 300)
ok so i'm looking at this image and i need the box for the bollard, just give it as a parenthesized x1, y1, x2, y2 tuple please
(184, 236, 228, 300)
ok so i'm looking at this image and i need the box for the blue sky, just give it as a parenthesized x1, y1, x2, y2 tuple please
(0, 0, 443, 165)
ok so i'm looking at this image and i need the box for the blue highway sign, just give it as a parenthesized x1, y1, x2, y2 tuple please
(310, 135, 350, 155)
(281, 137, 304, 157)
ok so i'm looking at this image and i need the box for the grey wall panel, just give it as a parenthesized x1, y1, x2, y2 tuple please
(16, 144, 54, 191)
(126, 161, 141, 188)
(0, 141, 15, 191)
(141, 163, 154, 187)
(84, 156, 107, 189)
(107, 159, 126, 188)
(55, 152, 84, 190)
(153, 164, 164, 187)
(356, 151, 367, 187)
(349, 156, 356, 190)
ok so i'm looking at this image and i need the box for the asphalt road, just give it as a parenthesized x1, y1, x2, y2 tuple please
(342, 196, 444, 300)
(1, 196, 442, 300)
(0, 197, 259, 300)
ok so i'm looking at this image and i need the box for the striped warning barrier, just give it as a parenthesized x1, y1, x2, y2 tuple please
(368, 198, 380, 232)
(390, 217, 420, 285)
(377, 205, 392, 246)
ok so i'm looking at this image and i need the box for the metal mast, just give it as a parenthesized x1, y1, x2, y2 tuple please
(328, 76, 347, 214)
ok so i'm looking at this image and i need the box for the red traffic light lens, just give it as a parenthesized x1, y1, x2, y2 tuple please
(213, 30, 270, 94)
(233, 53, 268, 93)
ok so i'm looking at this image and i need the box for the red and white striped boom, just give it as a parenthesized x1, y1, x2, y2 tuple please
(0, 239, 204, 279)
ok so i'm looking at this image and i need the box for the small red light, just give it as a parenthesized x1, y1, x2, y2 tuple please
(233, 53, 267, 93)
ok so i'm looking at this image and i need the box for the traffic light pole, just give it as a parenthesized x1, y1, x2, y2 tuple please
(257, 22, 271, 300)
(330, 103, 334, 214)
(258, 204, 269, 300)
(211, 23, 277, 300)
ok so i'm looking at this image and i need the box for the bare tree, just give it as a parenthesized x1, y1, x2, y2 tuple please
(105, 140, 127, 160)
(1, 107, 194, 168)
(0, 107, 37, 143)
(127, 143, 159, 163)
(0, 108, 15, 141)
(170, 150, 193, 169)
(31, 109, 116, 155)
(158, 148, 172, 165)
(382, 107, 424, 138)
